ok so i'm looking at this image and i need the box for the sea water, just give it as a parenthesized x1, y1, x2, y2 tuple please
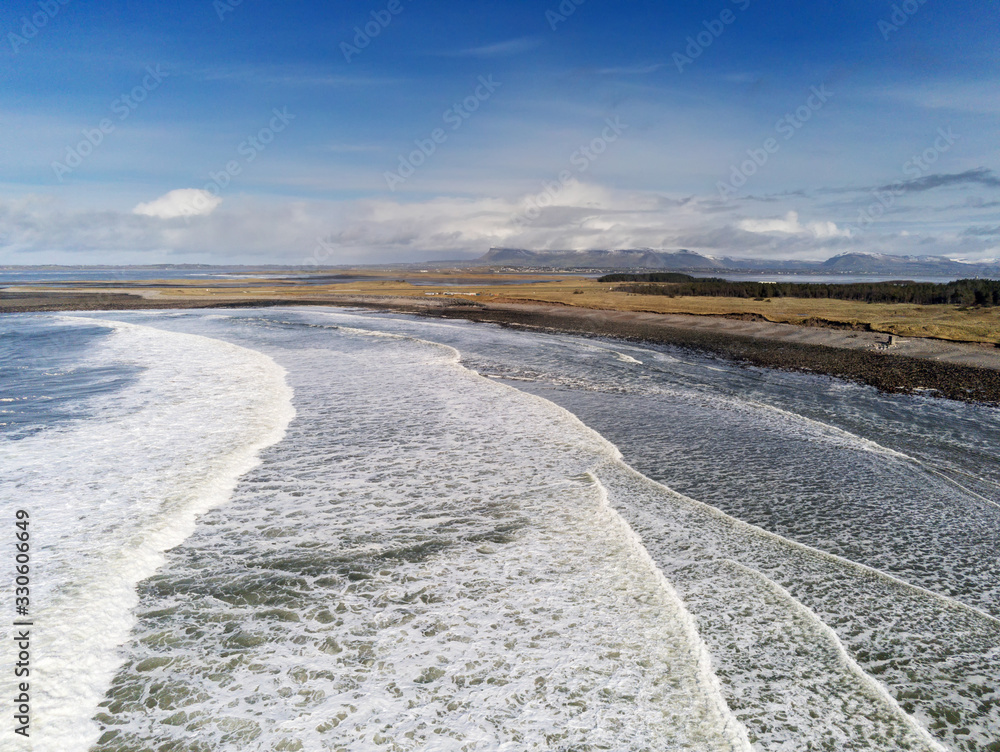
(0, 308, 997, 752)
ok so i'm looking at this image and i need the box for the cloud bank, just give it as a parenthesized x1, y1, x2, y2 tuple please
(1, 177, 997, 266)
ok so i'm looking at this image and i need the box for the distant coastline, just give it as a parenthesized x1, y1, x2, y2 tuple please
(3, 248, 1000, 281)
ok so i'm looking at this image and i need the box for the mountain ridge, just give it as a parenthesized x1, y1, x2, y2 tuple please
(472, 248, 1000, 276)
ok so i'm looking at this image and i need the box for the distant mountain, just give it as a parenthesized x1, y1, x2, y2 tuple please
(478, 248, 725, 270)
(472, 248, 1000, 277)
(819, 253, 999, 276)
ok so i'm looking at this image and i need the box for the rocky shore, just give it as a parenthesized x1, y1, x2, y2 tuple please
(376, 301, 1000, 406)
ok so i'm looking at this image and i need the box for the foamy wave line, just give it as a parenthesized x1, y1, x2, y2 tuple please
(332, 309, 915, 463)
(611, 454, 1000, 629)
(585, 472, 753, 751)
(746, 399, 912, 460)
(722, 559, 948, 751)
(458, 358, 958, 746)
(464, 356, 969, 749)
(245, 312, 999, 749)
(19, 317, 296, 752)
(313, 318, 753, 746)
(312, 311, 1000, 625)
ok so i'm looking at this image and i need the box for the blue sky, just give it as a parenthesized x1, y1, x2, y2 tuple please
(0, 0, 998, 264)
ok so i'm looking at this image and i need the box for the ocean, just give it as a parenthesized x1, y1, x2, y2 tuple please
(0, 269, 254, 286)
(1, 308, 997, 752)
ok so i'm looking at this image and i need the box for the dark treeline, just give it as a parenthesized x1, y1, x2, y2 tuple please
(599, 276, 1000, 307)
(599, 272, 698, 283)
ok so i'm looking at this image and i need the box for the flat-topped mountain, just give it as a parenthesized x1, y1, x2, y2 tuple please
(478, 248, 725, 270)
(472, 248, 1000, 276)
(818, 253, 998, 276)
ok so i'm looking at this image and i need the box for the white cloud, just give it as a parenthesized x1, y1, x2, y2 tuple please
(739, 211, 851, 239)
(133, 189, 223, 219)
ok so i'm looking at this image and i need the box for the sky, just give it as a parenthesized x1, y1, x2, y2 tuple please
(0, 0, 998, 266)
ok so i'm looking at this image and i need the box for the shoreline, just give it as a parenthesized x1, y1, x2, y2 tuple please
(3, 290, 999, 406)
(382, 299, 1000, 406)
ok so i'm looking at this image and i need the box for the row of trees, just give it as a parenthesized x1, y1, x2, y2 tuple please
(604, 277, 1000, 307)
(599, 272, 697, 283)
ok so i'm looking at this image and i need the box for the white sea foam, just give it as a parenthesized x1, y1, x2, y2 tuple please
(598, 460, 1000, 751)
(7, 309, 997, 752)
(93, 319, 750, 751)
(0, 318, 294, 752)
(283, 309, 1000, 750)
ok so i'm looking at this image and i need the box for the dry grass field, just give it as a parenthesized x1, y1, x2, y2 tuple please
(475, 281, 1000, 345)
